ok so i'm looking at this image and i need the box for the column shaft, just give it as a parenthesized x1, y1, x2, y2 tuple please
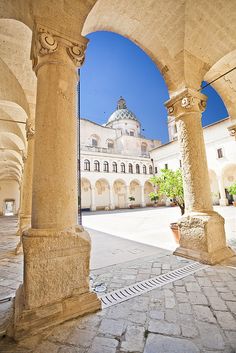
(165, 88, 234, 264)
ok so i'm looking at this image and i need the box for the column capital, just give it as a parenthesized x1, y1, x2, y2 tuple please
(165, 88, 207, 120)
(227, 123, 236, 138)
(30, 22, 88, 73)
(26, 120, 35, 141)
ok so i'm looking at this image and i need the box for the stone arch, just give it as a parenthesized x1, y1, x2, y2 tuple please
(95, 178, 110, 210)
(81, 177, 92, 210)
(144, 180, 154, 206)
(113, 178, 127, 209)
(129, 179, 141, 206)
(204, 50, 236, 121)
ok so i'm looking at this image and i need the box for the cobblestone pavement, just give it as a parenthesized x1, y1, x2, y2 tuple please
(0, 216, 236, 352)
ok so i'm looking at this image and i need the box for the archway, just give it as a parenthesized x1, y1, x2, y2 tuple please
(113, 179, 127, 209)
(144, 180, 154, 206)
(129, 179, 141, 206)
(95, 178, 110, 210)
(81, 178, 92, 210)
(221, 164, 236, 204)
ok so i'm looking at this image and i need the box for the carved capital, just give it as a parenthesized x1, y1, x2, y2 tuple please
(67, 44, 86, 67)
(228, 123, 236, 137)
(31, 23, 87, 72)
(26, 121, 35, 141)
(165, 88, 207, 120)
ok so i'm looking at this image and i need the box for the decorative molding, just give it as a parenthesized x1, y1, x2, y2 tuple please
(67, 44, 86, 67)
(26, 121, 35, 141)
(165, 88, 207, 119)
(227, 124, 236, 137)
(31, 23, 87, 71)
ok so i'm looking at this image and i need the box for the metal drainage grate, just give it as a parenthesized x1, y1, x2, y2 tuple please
(100, 262, 207, 309)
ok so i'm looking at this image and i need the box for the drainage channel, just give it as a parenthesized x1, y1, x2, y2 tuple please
(100, 262, 207, 309)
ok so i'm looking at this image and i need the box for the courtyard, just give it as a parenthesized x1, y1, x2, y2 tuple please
(0, 206, 236, 352)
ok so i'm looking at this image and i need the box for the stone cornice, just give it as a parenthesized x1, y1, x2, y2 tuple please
(165, 88, 207, 119)
(31, 22, 88, 73)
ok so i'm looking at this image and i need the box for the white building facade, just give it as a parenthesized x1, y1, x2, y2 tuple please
(80, 98, 236, 211)
(80, 97, 161, 210)
(150, 117, 236, 206)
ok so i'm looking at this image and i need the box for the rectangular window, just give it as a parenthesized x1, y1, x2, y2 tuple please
(179, 160, 182, 168)
(129, 131, 134, 136)
(165, 163, 168, 170)
(217, 148, 223, 158)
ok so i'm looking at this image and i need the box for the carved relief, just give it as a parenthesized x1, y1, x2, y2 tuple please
(181, 96, 195, 109)
(67, 44, 86, 67)
(31, 24, 87, 71)
(26, 121, 35, 141)
(38, 32, 58, 55)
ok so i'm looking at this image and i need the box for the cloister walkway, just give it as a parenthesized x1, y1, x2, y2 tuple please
(0, 212, 236, 352)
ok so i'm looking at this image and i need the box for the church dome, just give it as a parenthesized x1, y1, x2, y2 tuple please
(106, 97, 139, 125)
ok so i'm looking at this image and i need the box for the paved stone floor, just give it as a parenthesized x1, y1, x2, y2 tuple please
(0, 212, 236, 352)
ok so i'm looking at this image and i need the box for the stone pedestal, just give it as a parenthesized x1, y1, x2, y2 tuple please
(166, 88, 234, 264)
(8, 23, 100, 340)
(174, 211, 234, 264)
(9, 226, 100, 339)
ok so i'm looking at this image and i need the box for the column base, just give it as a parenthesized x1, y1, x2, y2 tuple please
(8, 284, 100, 340)
(175, 211, 235, 265)
(174, 245, 234, 265)
(219, 198, 228, 206)
(16, 214, 31, 236)
(7, 226, 101, 340)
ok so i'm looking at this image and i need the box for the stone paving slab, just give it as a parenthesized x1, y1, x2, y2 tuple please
(0, 216, 236, 352)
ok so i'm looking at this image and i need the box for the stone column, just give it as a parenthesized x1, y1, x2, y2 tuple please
(91, 186, 96, 211)
(9, 24, 100, 340)
(140, 185, 146, 207)
(17, 121, 35, 235)
(15, 122, 35, 254)
(109, 185, 115, 210)
(165, 88, 234, 264)
(218, 176, 228, 206)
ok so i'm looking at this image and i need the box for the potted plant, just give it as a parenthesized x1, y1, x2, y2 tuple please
(150, 169, 185, 243)
(227, 182, 236, 206)
(148, 191, 159, 206)
(128, 196, 135, 208)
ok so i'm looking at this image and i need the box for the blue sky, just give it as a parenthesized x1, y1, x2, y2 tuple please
(80, 31, 228, 143)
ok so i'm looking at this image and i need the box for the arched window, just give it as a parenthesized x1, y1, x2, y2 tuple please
(94, 160, 100, 172)
(121, 162, 126, 173)
(141, 142, 147, 155)
(129, 163, 133, 174)
(103, 161, 109, 172)
(112, 162, 117, 173)
(92, 138, 98, 147)
(149, 165, 153, 174)
(143, 165, 147, 174)
(84, 159, 90, 171)
(90, 134, 99, 147)
(107, 139, 114, 149)
(136, 164, 140, 174)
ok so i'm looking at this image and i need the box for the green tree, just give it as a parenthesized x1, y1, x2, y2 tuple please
(149, 192, 159, 204)
(150, 169, 185, 215)
(227, 182, 236, 196)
